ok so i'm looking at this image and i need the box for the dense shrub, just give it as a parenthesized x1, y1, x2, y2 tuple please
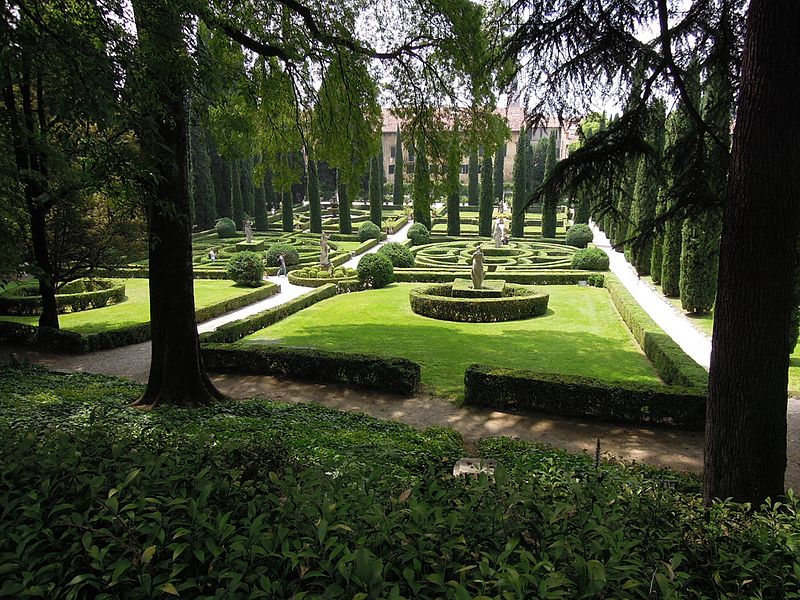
(226, 251, 265, 287)
(407, 222, 430, 246)
(464, 364, 706, 428)
(215, 217, 237, 238)
(357, 253, 394, 288)
(203, 343, 420, 394)
(409, 284, 549, 322)
(265, 242, 299, 266)
(377, 242, 415, 267)
(565, 223, 594, 248)
(392, 270, 599, 285)
(571, 247, 610, 270)
(357, 221, 381, 242)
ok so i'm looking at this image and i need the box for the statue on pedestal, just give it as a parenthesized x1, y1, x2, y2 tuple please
(320, 232, 330, 267)
(492, 217, 504, 248)
(471, 244, 485, 289)
(244, 219, 253, 243)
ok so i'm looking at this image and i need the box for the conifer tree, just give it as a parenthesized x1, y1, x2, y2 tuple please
(281, 189, 293, 232)
(337, 173, 352, 234)
(189, 125, 216, 229)
(240, 155, 255, 218)
(530, 137, 547, 191)
(650, 190, 666, 283)
(493, 144, 505, 204)
(209, 141, 232, 218)
(446, 128, 461, 236)
(262, 158, 275, 223)
(369, 151, 383, 226)
(541, 132, 558, 237)
(511, 127, 528, 237)
(252, 155, 267, 231)
(393, 125, 404, 206)
(231, 159, 244, 228)
(467, 149, 479, 206)
(479, 152, 493, 236)
(413, 138, 432, 229)
(307, 157, 322, 233)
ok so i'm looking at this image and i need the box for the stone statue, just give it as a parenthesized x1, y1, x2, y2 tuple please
(319, 232, 330, 267)
(244, 219, 253, 243)
(471, 244, 485, 289)
(492, 217, 505, 248)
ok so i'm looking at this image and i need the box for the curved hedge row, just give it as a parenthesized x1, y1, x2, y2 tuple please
(0, 280, 126, 316)
(409, 283, 549, 322)
(412, 240, 576, 271)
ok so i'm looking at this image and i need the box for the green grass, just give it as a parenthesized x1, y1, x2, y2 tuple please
(244, 283, 662, 398)
(0, 279, 262, 334)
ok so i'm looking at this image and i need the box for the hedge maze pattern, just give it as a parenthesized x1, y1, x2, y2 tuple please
(412, 240, 577, 272)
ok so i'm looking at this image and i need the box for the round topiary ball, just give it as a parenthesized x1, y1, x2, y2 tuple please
(358, 221, 381, 242)
(226, 251, 265, 287)
(265, 243, 300, 267)
(357, 253, 394, 288)
(407, 222, 430, 246)
(377, 242, 415, 268)
(565, 223, 594, 248)
(571, 247, 610, 271)
(216, 217, 237, 238)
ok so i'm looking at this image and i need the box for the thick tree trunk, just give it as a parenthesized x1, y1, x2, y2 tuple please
(29, 208, 59, 329)
(704, 0, 800, 504)
(131, 0, 224, 407)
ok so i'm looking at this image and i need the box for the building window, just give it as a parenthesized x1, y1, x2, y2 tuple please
(407, 150, 414, 162)
(388, 164, 395, 174)
(460, 164, 469, 174)
(390, 146, 396, 159)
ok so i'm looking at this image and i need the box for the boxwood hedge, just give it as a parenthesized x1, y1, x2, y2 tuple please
(409, 283, 549, 322)
(0, 279, 126, 316)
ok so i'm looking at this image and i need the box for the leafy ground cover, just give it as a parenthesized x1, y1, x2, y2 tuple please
(244, 283, 662, 398)
(0, 279, 262, 334)
(1, 365, 797, 599)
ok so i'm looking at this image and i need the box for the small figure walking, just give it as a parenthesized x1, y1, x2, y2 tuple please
(277, 253, 287, 277)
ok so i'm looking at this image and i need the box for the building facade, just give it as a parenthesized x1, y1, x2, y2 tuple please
(380, 107, 578, 184)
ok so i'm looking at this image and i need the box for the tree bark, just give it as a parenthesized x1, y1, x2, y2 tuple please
(131, 0, 224, 407)
(704, 0, 800, 504)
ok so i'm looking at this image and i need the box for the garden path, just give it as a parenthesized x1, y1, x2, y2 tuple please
(590, 223, 713, 369)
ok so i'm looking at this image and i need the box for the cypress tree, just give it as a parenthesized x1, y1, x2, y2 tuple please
(479, 152, 493, 236)
(541, 132, 558, 238)
(650, 189, 666, 283)
(613, 163, 635, 249)
(307, 157, 322, 233)
(446, 129, 461, 236)
(240, 155, 255, 218)
(511, 127, 528, 237)
(281, 190, 293, 232)
(530, 137, 547, 191)
(231, 159, 244, 229)
(369, 153, 382, 226)
(660, 204, 682, 296)
(574, 184, 590, 224)
(493, 144, 506, 204)
(337, 173, 351, 234)
(189, 125, 216, 229)
(253, 155, 267, 231)
(393, 125, 404, 206)
(209, 140, 232, 218)
(262, 158, 275, 224)
(412, 138, 432, 230)
(467, 149, 479, 206)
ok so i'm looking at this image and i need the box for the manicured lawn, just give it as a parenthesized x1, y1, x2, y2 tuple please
(0, 279, 263, 334)
(244, 283, 662, 398)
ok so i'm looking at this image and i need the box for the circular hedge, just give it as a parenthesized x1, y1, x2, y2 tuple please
(409, 282, 549, 322)
(288, 266, 358, 288)
(358, 221, 381, 242)
(357, 253, 394, 288)
(226, 251, 265, 287)
(412, 240, 576, 271)
(216, 217, 237, 238)
(570, 247, 609, 271)
(565, 223, 594, 248)
(377, 242, 415, 268)
(407, 223, 430, 246)
(0, 279, 126, 316)
(265, 243, 300, 267)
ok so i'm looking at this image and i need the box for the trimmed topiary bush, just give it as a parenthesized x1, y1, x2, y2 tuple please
(357, 253, 394, 288)
(357, 221, 381, 242)
(215, 217, 237, 238)
(565, 223, 594, 248)
(226, 252, 265, 287)
(407, 222, 430, 246)
(265, 243, 300, 267)
(571, 247, 609, 271)
(377, 242, 415, 268)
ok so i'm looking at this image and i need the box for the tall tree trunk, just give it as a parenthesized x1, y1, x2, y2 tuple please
(704, 0, 800, 504)
(131, 0, 224, 407)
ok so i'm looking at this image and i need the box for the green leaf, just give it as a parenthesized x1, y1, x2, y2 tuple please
(159, 583, 179, 596)
(141, 545, 157, 564)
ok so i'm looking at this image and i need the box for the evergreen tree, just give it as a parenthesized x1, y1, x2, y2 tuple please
(467, 149, 479, 206)
(281, 189, 293, 232)
(209, 145, 232, 218)
(574, 184, 590, 224)
(511, 127, 528, 237)
(613, 164, 635, 248)
(307, 157, 322, 233)
(262, 158, 275, 222)
(530, 137, 547, 191)
(369, 152, 383, 226)
(660, 205, 682, 296)
(393, 125, 404, 206)
(479, 152, 493, 236)
(252, 154, 268, 231)
(189, 125, 216, 229)
(240, 155, 255, 218)
(650, 189, 666, 283)
(231, 159, 244, 228)
(446, 129, 461, 236)
(337, 172, 352, 234)
(493, 144, 506, 203)
(541, 132, 558, 238)
(412, 138, 432, 229)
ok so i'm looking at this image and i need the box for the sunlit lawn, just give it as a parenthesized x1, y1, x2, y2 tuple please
(244, 283, 662, 398)
(1, 279, 262, 334)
